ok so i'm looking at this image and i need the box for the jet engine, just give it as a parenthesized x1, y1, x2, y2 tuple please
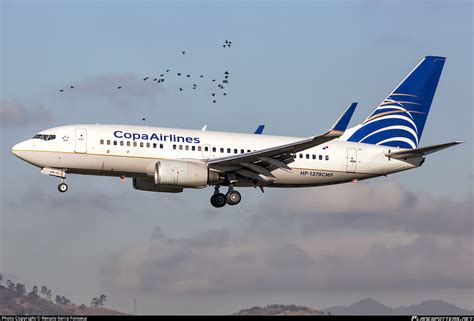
(152, 160, 222, 188)
(132, 178, 183, 193)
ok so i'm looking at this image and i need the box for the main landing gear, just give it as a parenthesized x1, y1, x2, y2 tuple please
(210, 186, 241, 208)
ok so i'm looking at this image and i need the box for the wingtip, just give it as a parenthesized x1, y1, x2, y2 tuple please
(330, 102, 358, 132)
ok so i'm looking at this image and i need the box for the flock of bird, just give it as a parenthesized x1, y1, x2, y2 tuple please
(58, 40, 234, 105)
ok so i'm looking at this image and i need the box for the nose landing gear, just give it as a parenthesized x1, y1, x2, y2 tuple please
(57, 179, 68, 193)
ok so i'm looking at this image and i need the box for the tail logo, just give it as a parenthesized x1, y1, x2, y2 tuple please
(348, 93, 425, 149)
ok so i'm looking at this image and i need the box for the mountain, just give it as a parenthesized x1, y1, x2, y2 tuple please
(234, 304, 325, 315)
(323, 298, 474, 315)
(0, 285, 125, 315)
(324, 298, 392, 315)
(395, 300, 474, 315)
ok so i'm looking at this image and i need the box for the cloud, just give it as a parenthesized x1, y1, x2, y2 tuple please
(251, 182, 473, 236)
(0, 101, 53, 127)
(101, 183, 473, 296)
(60, 73, 164, 109)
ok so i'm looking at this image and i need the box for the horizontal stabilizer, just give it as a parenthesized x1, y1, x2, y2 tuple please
(385, 141, 463, 159)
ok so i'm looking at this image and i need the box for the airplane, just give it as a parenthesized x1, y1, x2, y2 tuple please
(11, 56, 463, 208)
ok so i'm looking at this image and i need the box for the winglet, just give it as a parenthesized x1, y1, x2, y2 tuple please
(330, 102, 358, 132)
(254, 125, 265, 135)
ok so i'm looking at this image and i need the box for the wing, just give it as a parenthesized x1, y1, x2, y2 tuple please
(208, 102, 358, 183)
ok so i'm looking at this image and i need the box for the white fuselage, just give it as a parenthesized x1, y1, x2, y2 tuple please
(11, 124, 423, 188)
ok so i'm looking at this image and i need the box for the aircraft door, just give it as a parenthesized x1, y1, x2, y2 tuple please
(346, 148, 357, 173)
(75, 128, 87, 153)
(202, 144, 211, 158)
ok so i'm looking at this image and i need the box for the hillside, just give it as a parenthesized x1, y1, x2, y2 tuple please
(234, 304, 325, 315)
(0, 285, 125, 315)
(234, 299, 474, 316)
(323, 298, 474, 315)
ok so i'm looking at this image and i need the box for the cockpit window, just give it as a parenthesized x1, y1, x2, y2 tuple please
(33, 134, 56, 141)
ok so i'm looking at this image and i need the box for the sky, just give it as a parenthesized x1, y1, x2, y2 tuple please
(1, 0, 473, 315)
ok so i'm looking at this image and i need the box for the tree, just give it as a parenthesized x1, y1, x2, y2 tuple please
(40, 285, 48, 297)
(98, 294, 107, 306)
(61, 296, 71, 305)
(6, 280, 15, 290)
(55, 295, 62, 304)
(15, 283, 26, 296)
(91, 297, 99, 308)
(46, 289, 52, 300)
(28, 285, 40, 298)
(0, 273, 3, 284)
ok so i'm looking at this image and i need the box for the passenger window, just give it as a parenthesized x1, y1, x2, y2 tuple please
(153, 143, 157, 148)
(120, 141, 124, 146)
(247, 149, 251, 153)
(107, 140, 111, 145)
(179, 145, 183, 150)
(227, 148, 231, 153)
(113, 141, 117, 146)
(312, 154, 316, 160)
(198, 146, 202, 152)
(325, 155, 329, 161)
(319, 155, 323, 160)
(127, 141, 131, 147)
(140, 142, 144, 147)
(133, 142, 137, 147)
(192, 146, 195, 151)
(100, 139, 104, 145)
(212, 147, 216, 152)
(299, 154, 303, 159)
(205, 146, 209, 152)
(241, 149, 244, 154)
(306, 154, 309, 159)
(160, 144, 163, 149)
(234, 149, 238, 154)
(146, 142, 150, 148)
(185, 145, 189, 151)
(173, 144, 177, 150)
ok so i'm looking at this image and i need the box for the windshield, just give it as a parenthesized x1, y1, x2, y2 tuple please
(32, 134, 56, 141)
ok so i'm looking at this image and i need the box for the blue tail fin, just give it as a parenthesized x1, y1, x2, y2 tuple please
(345, 56, 446, 149)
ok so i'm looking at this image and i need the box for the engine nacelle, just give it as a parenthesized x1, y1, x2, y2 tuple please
(153, 160, 222, 188)
(132, 178, 183, 193)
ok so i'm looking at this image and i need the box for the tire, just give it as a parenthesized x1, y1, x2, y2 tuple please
(226, 190, 241, 206)
(210, 193, 226, 208)
(58, 183, 68, 193)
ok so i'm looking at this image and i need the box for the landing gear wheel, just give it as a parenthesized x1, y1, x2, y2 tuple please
(226, 190, 241, 206)
(58, 182, 68, 193)
(210, 193, 227, 208)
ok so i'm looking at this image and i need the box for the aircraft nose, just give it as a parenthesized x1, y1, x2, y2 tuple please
(11, 143, 21, 156)
(11, 140, 28, 158)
